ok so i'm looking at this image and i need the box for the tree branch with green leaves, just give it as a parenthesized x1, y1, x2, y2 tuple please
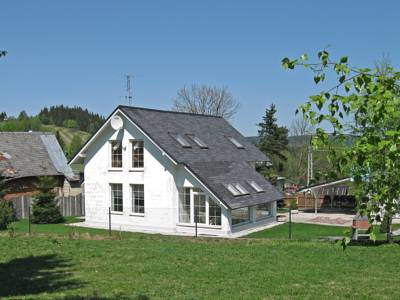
(283, 50, 400, 244)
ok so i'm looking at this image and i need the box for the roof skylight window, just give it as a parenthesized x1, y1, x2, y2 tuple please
(226, 136, 245, 149)
(225, 184, 241, 196)
(248, 180, 264, 193)
(170, 133, 192, 148)
(235, 183, 249, 195)
(187, 134, 208, 149)
(225, 183, 250, 196)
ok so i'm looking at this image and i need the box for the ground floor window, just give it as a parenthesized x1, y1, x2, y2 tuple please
(255, 203, 272, 221)
(179, 188, 191, 223)
(131, 184, 144, 214)
(110, 183, 123, 212)
(209, 199, 222, 226)
(179, 187, 222, 226)
(194, 193, 206, 224)
(231, 207, 250, 226)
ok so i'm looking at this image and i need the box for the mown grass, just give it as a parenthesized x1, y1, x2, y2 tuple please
(246, 222, 400, 241)
(8, 217, 113, 236)
(1, 220, 400, 299)
(247, 222, 347, 240)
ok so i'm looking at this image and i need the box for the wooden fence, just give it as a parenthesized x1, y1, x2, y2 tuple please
(10, 194, 85, 219)
(284, 195, 325, 210)
(284, 194, 355, 210)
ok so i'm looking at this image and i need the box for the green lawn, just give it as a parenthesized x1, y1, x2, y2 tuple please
(246, 222, 347, 240)
(246, 222, 400, 241)
(1, 220, 400, 299)
(8, 217, 114, 236)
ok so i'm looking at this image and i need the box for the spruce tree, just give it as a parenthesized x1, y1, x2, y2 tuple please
(257, 104, 289, 178)
(31, 176, 64, 224)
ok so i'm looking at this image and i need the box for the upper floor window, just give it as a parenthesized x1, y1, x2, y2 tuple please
(131, 140, 144, 168)
(110, 183, 123, 212)
(110, 141, 122, 168)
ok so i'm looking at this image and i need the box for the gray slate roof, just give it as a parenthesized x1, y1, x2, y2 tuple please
(119, 106, 284, 209)
(0, 132, 76, 181)
(188, 161, 284, 209)
(120, 106, 268, 164)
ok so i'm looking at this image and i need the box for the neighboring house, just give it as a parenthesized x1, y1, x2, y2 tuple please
(0, 132, 80, 199)
(69, 106, 284, 237)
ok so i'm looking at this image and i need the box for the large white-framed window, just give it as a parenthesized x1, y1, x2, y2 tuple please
(194, 191, 206, 224)
(208, 199, 222, 226)
(131, 184, 145, 214)
(178, 187, 222, 227)
(231, 207, 250, 226)
(255, 203, 272, 221)
(110, 183, 123, 212)
(179, 188, 191, 223)
(131, 140, 144, 169)
(110, 140, 123, 169)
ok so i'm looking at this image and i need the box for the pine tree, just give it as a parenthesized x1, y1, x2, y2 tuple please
(31, 176, 64, 224)
(0, 112, 7, 122)
(257, 104, 289, 177)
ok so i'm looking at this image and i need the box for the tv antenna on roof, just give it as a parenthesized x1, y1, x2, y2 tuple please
(125, 74, 134, 106)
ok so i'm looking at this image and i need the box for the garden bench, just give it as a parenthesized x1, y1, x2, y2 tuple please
(352, 215, 370, 241)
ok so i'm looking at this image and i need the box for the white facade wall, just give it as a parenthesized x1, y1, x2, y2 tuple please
(83, 113, 232, 236)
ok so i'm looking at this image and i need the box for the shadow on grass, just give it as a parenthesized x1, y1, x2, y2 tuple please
(0, 254, 82, 298)
(349, 240, 400, 247)
(61, 295, 149, 300)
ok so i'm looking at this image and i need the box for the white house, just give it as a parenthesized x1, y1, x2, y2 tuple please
(69, 106, 283, 237)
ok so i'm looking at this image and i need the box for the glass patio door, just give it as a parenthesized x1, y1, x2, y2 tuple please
(193, 192, 206, 224)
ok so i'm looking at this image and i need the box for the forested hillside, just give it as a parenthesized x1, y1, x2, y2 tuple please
(0, 106, 104, 160)
(38, 105, 104, 134)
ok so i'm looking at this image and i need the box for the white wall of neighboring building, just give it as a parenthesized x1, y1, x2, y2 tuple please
(83, 112, 232, 236)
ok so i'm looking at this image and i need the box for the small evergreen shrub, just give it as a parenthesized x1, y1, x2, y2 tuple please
(31, 176, 64, 224)
(289, 199, 298, 210)
(0, 200, 14, 230)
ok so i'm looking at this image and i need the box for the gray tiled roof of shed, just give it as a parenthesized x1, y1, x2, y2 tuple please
(119, 106, 283, 209)
(0, 132, 76, 180)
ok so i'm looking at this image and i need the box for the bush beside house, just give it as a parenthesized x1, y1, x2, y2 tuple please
(0, 178, 14, 229)
(31, 176, 64, 224)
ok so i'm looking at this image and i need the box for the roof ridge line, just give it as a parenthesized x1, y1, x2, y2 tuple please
(118, 105, 224, 118)
(0, 131, 54, 135)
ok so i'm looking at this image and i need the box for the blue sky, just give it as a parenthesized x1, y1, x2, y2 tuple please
(1, 1, 399, 136)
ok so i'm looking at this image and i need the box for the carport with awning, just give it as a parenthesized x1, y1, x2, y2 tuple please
(296, 178, 355, 213)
